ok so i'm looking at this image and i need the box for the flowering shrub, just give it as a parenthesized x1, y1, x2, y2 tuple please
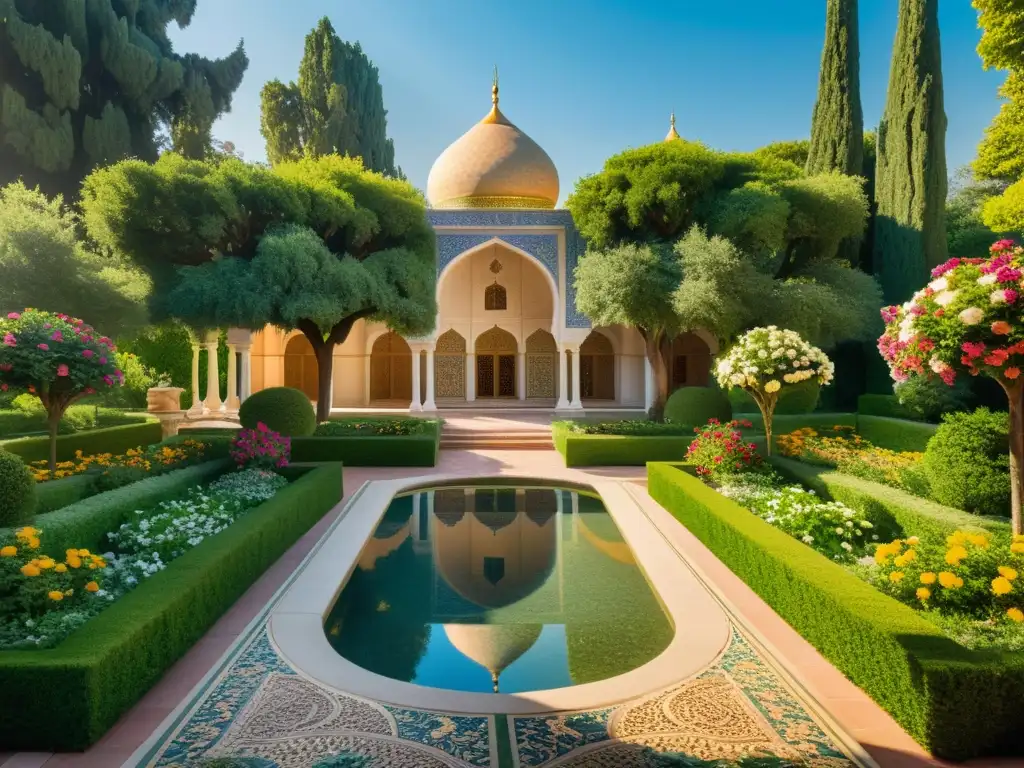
(230, 423, 290, 470)
(0, 526, 110, 649)
(28, 439, 208, 483)
(315, 418, 435, 436)
(878, 240, 1024, 531)
(715, 327, 833, 455)
(872, 530, 1024, 624)
(0, 469, 287, 649)
(719, 475, 877, 562)
(776, 426, 929, 498)
(0, 309, 122, 472)
(686, 418, 759, 479)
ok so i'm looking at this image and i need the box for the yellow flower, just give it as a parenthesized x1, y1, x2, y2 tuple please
(999, 566, 1019, 581)
(906, 536, 920, 546)
(993, 576, 1014, 596)
(1013, 543, 1024, 554)
(54, 563, 67, 573)
(969, 533, 990, 548)
(0, 545, 16, 557)
(945, 545, 968, 565)
(37, 558, 55, 570)
(916, 587, 931, 601)
(85, 581, 99, 592)
(15, 526, 38, 540)
(47, 590, 64, 601)
(889, 571, 905, 583)
(920, 572, 936, 585)
(1007, 607, 1024, 623)
(938, 572, 962, 589)
(20, 563, 40, 577)
(764, 379, 781, 393)
(77, 549, 90, 557)
(66, 556, 81, 569)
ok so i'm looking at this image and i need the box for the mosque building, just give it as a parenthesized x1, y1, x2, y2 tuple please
(244, 78, 717, 413)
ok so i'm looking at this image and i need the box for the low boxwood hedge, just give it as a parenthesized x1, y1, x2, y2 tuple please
(33, 473, 94, 515)
(767, 456, 1009, 543)
(856, 414, 937, 453)
(0, 461, 343, 751)
(741, 412, 857, 434)
(553, 422, 689, 466)
(0, 421, 163, 463)
(647, 462, 1024, 761)
(857, 393, 915, 420)
(291, 433, 438, 466)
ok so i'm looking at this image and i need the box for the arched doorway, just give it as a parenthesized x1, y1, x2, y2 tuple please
(525, 329, 557, 399)
(435, 329, 466, 399)
(284, 334, 318, 401)
(664, 333, 713, 392)
(475, 327, 517, 398)
(370, 332, 412, 402)
(580, 331, 615, 401)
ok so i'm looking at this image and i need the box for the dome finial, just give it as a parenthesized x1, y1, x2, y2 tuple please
(492, 65, 499, 106)
(665, 111, 681, 141)
(482, 66, 507, 125)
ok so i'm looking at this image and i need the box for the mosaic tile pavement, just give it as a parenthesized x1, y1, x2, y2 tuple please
(135, 625, 861, 768)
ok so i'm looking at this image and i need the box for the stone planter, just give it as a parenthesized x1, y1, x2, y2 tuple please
(147, 386, 185, 414)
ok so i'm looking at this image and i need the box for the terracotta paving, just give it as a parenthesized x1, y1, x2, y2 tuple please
(0, 449, 997, 767)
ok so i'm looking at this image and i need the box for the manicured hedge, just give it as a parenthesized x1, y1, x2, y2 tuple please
(857, 414, 937, 453)
(768, 456, 1009, 542)
(291, 433, 438, 466)
(857, 393, 915, 420)
(0, 460, 231, 556)
(553, 422, 689, 466)
(0, 462, 343, 751)
(648, 462, 1024, 761)
(33, 474, 93, 515)
(0, 421, 163, 463)
(742, 412, 857, 434)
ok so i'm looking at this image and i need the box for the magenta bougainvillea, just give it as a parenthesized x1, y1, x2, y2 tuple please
(0, 309, 122, 471)
(230, 422, 291, 470)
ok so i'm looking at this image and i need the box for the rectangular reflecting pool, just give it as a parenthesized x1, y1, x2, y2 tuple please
(324, 483, 674, 695)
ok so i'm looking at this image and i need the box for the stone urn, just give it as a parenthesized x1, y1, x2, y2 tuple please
(147, 386, 185, 414)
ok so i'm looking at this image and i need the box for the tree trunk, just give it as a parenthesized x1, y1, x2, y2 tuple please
(1002, 380, 1024, 535)
(644, 330, 669, 418)
(47, 408, 61, 475)
(751, 390, 779, 456)
(314, 344, 335, 423)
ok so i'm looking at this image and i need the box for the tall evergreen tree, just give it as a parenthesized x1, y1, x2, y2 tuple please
(873, 0, 948, 304)
(260, 17, 401, 177)
(0, 0, 248, 198)
(806, 0, 864, 177)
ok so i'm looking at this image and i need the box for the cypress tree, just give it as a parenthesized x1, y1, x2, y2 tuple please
(260, 18, 401, 177)
(0, 0, 248, 198)
(873, 0, 948, 304)
(806, 0, 864, 177)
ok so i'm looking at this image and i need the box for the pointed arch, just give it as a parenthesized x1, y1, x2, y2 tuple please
(435, 329, 466, 399)
(370, 331, 412, 402)
(581, 330, 615, 401)
(284, 334, 318, 401)
(525, 329, 557, 399)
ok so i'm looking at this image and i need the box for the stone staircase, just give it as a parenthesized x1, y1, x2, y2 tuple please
(439, 419, 555, 450)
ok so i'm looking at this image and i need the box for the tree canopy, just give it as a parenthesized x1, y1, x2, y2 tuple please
(260, 17, 401, 177)
(0, 0, 248, 197)
(0, 182, 149, 335)
(80, 152, 435, 420)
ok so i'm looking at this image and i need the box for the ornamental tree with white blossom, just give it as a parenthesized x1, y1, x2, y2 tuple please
(0, 310, 122, 473)
(715, 327, 834, 456)
(878, 239, 1024, 533)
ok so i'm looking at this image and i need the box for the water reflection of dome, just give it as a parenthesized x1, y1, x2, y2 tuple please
(443, 623, 542, 692)
(357, 523, 411, 571)
(432, 506, 557, 609)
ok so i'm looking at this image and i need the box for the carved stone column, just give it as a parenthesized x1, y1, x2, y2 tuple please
(423, 346, 437, 411)
(569, 345, 583, 409)
(410, 348, 423, 412)
(203, 330, 223, 413)
(188, 342, 202, 416)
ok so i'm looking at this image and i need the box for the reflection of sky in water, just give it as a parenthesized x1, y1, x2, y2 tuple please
(411, 624, 573, 693)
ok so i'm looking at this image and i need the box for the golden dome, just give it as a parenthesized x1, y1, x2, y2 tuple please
(427, 71, 559, 210)
(443, 624, 542, 692)
(665, 112, 681, 141)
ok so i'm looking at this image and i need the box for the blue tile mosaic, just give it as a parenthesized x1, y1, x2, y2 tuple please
(513, 708, 614, 767)
(386, 708, 492, 766)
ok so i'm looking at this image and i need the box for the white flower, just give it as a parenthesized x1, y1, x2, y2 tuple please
(978, 273, 998, 286)
(959, 306, 985, 325)
(840, 542, 853, 552)
(929, 277, 949, 291)
(991, 289, 1009, 305)
(802, 535, 814, 544)
(934, 290, 958, 307)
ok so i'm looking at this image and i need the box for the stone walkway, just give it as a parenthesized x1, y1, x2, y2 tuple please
(0, 451, 958, 767)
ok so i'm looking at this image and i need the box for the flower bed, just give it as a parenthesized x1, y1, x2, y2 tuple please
(0, 420, 163, 464)
(0, 461, 343, 750)
(553, 421, 693, 467)
(27, 438, 208, 483)
(563, 419, 695, 436)
(315, 417, 439, 436)
(648, 461, 1024, 760)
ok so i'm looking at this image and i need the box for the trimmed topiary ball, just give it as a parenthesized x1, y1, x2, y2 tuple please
(0, 450, 37, 526)
(238, 386, 316, 437)
(923, 407, 1010, 515)
(664, 386, 732, 427)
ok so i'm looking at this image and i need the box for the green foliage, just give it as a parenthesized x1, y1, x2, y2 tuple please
(291, 434, 438, 466)
(806, 0, 864, 177)
(873, 0, 948, 303)
(0, 451, 34, 526)
(983, 176, 1024, 232)
(947, 171, 1012, 258)
(664, 387, 732, 427)
(314, 418, 437, 436)
(239, 387, 316, 437)
(856, 415, 938, 453)
(565, 420, 694, 436)
(552, 423, 691, 467)
(858, 393, 913, 419)
(752, 140, 810, 168)
(730, 379, 821, 415)
(924, 408, 1010, 515)
(894, 376, 972, 423)
(0, 464, 342, 751)
(0, 0, 248, 197)
(648, 462, 1024, 761)
(0, 422, 162, 464)
(260, 18, 400, 177)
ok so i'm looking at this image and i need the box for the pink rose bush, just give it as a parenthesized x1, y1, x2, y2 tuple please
(230, 423, 291, 470)
(0, 309, 122, 471)
(879, 240, 1024, 532)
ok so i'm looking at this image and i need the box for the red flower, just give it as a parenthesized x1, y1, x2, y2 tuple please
(1007, 367, 1021, 380)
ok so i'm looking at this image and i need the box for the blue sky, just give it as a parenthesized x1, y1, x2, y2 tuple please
(169, 0, 1003, 205)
